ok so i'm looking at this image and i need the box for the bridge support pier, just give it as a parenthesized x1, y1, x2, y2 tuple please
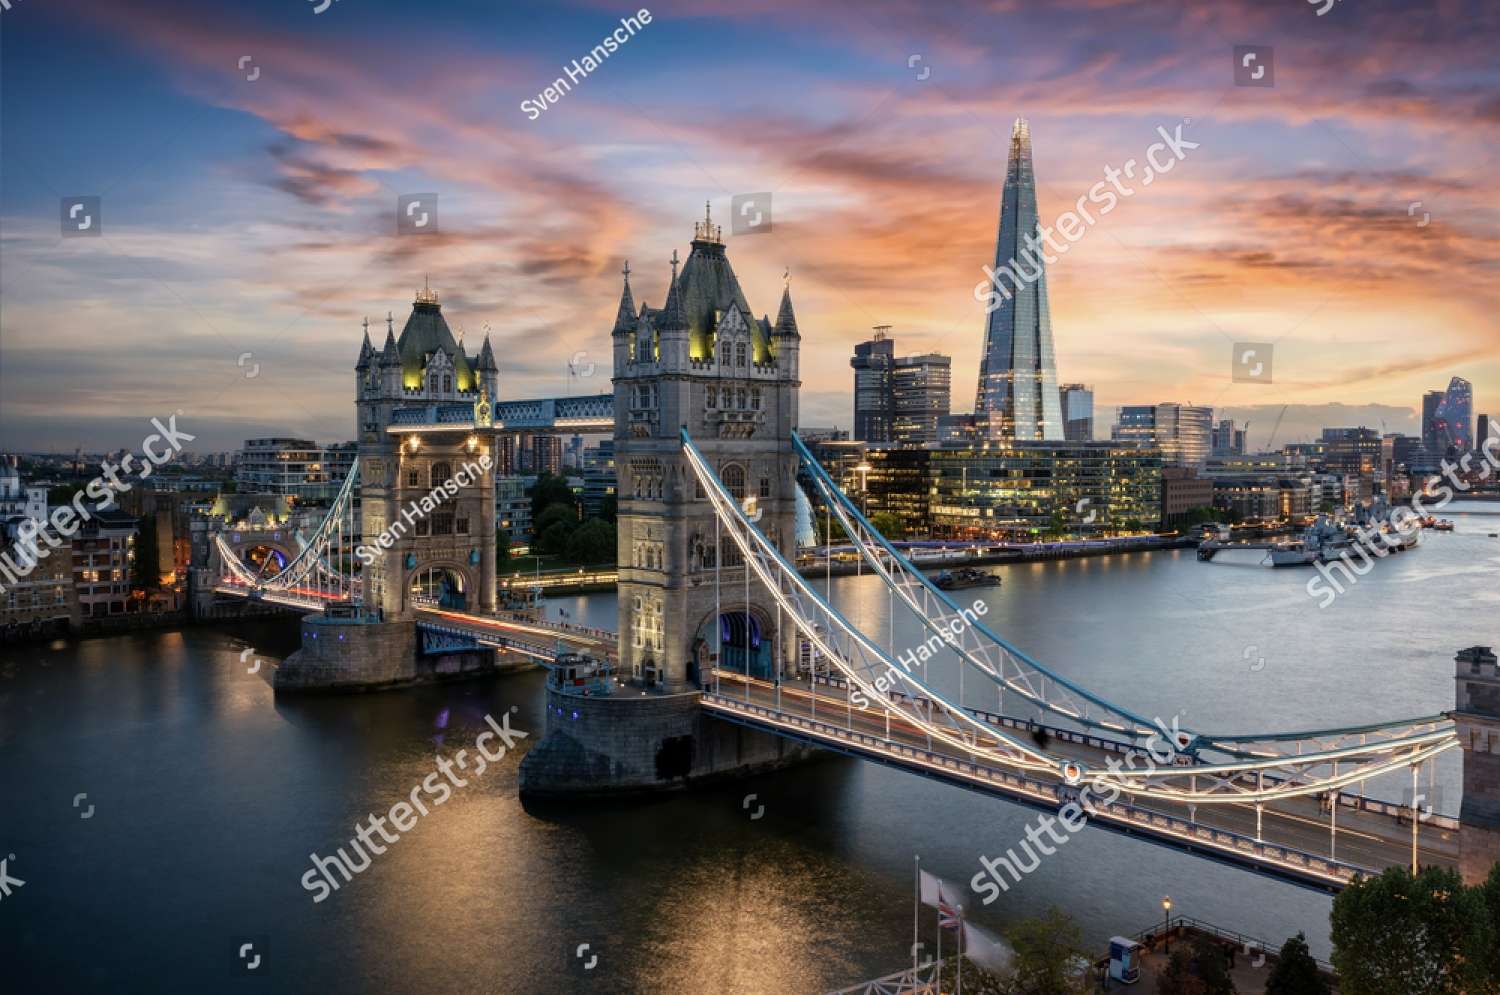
(274, 610, 511, 693)
(518, 689, 813, 798)
(1455, 645, 1500, 884)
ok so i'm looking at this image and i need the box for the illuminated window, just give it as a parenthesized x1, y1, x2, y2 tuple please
(722, 464, 746, 500)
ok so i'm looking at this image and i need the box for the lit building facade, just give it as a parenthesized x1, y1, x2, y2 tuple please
(1060, 384, 1094, 442)
(850, 331, 895, 443)
(1432, 376, 1474, 456)
(1112, 403, 1213, 467)
(892, 353, 951, 445)
(929, 442, 1161, 539)
(236, 438, 357, 503)
(861, 448, 933, 537)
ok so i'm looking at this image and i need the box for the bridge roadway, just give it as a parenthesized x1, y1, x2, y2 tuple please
(703, 672, 1458, 892)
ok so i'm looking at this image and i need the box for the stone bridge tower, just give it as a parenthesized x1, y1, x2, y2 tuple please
(611, 206, 801, 692)
(354, 284, 500, 618)
(1455, 645, 1500, 883)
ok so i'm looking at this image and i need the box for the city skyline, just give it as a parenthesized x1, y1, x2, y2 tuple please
(2, 0, 1498, 452)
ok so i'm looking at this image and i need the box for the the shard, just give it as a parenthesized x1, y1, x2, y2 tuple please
(974, 118, 1064, 441)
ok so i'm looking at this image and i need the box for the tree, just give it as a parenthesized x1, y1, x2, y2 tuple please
(564, 519, 616, 565)
(1330, 866, 1492, 995)
(534, 502, 579, 540)
(1006, 907, 1089, 995)
(1158, 947, 1208, 995)
(1191, 936, 1236, 995)
(1265, 932, 1329, 995)
(868, 511, 905, 541)
(936, 956, 1007, 995)
(495, 529, 511, 568)
(528, 472, 576, 521)
(598, 493, 617, 524)
(1481, 862, 1500, 989)
(537, 521, 573, 557)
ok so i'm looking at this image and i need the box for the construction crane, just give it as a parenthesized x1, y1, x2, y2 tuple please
(1265, 404, 1290, 450)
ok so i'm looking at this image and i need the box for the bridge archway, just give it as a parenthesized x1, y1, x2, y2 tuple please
(694, 606, 774, 682)
(406, 562, 475, 610)
(218, 532, 302, 578)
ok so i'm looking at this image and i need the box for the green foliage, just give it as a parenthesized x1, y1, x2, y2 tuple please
(1482, 863, 1500, 987)
(495, 529, 511, 567)
(534, 502, 579, 540)
(1006, 907, 1089, 995)
(564, 518, 616, 565)
(868, 511, 906, 541)
(528, 472, 576, 521)
(598, 493, 617, 524)
(1265, 932, 1329, 995)
(1157, 947, 1207, 995)
(1191, 936, 1236, 995)
(536, 521, 574, 557)
(1330, 865, 1492, 995)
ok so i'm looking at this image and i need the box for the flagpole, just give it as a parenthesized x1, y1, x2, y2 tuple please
(912, 856, 920, 977)
(956, 905, 963, 995)
(935, 901, 941, 992)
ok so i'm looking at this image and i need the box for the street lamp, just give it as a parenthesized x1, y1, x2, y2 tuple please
(1162, 896, 1172, 953)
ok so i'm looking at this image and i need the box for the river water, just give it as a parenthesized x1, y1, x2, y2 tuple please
(3, 503, 1496, 993)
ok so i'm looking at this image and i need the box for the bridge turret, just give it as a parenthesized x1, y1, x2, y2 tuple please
(1455, 645, 1500, 883)
(611, 261, 637, 379)
(475, 333, 499, 401)
(773, 276, 801, 386)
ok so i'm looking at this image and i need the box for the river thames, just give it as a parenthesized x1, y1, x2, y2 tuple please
(3, 505, 1496, 993)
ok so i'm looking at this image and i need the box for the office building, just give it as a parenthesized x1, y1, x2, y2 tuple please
(71, 508, 138, 618)
(861, 448, 933, 537)
(892, 353, 951, 445)
(1112, 403, 1213, 467)
(1060, 384, 1094, 442)
(582, 440, 616, 517)
(850, 330, 895, 443)
(929, 442, 1161, 539)
(1478, 413, 1493, 451)
(1321, 428, 1382, 482)
(974, 119, 1064, 441)
(1211, 419, 1246, 457)
(1159, 466, 1214, 528)
(1422, 389, 1445, 455)
(495, 476, 532, 543)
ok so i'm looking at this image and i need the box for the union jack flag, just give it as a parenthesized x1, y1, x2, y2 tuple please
(938, 900, 962, 930)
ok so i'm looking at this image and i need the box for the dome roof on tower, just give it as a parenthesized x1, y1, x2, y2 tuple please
(395, 283, 475, 391)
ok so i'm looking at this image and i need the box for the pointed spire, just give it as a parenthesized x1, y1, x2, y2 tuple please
(356, 324, 375, 370)
(658, 257, 687, 332)
(774, 275, 799, 338)
(380, 324, 400, 366)
(612, 259, 637, 335)
(476, 334, 498, 372)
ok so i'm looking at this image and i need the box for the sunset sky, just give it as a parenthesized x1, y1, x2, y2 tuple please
(1, 0, 1496, 452)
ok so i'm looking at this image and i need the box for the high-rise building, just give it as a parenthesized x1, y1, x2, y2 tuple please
(1479, 414, 1494, 452)
(1060, 384, 1094, 442)
(974, 119, 1063, 441)
(581, 440, 615, 517)
(1111, 403, 1213, 467)
(1212, 419, 1246, 457)
(850, 330, 895, 443)
(892, 353, 951, 445)
(1422, 389, 1446, 455)
(1431, 376, 1474, 456)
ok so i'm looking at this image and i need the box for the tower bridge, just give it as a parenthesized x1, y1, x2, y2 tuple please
(206, 207, 1500, 890)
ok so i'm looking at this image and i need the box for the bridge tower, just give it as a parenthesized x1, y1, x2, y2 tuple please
(611, 205, 801, 692)
(1455, 645, 1500, 883)
(354, 284, 500, 619)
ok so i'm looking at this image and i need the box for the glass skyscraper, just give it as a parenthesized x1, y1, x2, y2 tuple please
(1432, 376, 1474, 455)
(974, 118, 1064, 441)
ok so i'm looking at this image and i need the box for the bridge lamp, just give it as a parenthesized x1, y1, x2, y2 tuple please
(407, 435, 420, 453)
(1161, 896, 1172, 952)
(467, 434, 478, 452)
